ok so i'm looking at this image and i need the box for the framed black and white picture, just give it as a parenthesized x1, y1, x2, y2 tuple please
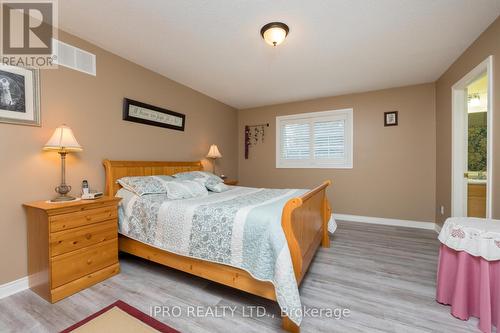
(384, 111, 398, 127)
(123, 98, 185, 131)
(0, 65, 40, 126)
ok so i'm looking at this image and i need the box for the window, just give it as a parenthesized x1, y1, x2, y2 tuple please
(276, 109, 353, 168)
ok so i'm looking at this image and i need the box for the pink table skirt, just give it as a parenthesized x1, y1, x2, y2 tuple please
(436, 244, 500, 333)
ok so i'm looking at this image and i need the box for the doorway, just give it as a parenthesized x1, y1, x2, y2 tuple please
(451, 56, 493, 218)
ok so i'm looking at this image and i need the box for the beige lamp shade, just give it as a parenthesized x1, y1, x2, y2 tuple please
(43, 125, 83, 152)
(206, 144, 222, 159)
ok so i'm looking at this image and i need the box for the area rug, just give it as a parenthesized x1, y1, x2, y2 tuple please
(60, 300, 180, 333)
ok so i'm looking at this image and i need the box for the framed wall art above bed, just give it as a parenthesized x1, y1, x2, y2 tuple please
(123, 98, 185, 131)
(0, 65, 40, 126)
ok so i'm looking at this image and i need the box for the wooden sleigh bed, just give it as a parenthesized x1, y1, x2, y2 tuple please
(103, 159, 332, 333)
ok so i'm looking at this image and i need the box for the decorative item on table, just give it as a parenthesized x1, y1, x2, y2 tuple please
(123, 98, 185, 131)
(244, 123, 269, 159)
(384, 111, 398, 126)
(81, 180, 103, 200)
(0, 64, 40, 126)
(219, 174, 228, 180)
(206, 144, 222, 174)
(43, 125, 82, 202)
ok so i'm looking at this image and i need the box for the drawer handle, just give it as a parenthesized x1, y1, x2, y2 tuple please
(87, 259, 93, 265)
(85, 233, 92, 240)
(86, 216, 92, 221)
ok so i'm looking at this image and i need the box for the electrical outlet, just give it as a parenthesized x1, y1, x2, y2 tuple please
(440, 205, 445, 215)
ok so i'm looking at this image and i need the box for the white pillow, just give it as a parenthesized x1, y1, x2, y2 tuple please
(164, 180, 208, 200)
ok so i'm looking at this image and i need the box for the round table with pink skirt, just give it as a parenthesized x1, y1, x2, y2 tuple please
(436, 217, 500, 333)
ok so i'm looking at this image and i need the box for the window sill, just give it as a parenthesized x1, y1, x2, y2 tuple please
(276, 164, 353, 169)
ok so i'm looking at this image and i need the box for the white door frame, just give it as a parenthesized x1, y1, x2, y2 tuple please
(451, 55, 494, 218)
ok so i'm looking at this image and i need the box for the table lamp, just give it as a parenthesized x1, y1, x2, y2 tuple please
(206, 144, 222, 174)
(43, 124, 82, 202)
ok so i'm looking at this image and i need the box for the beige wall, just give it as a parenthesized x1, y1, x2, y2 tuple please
(435, 16, 500, 225)
(238, 83, 436, 223)
(3, 17, 497, 286)
(0, 30, 237, 285)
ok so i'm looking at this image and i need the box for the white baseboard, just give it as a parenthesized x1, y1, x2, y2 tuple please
(0, 276, 28, 299)
(334, 213, 437, 231)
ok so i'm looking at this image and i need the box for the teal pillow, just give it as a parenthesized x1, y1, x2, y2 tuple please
(117, 175, 173, 196)
(164, 180, 208, 199)
(205, 178, 230, 192)
(173, 171, 223, 184)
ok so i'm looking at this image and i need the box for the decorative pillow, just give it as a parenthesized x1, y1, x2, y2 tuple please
(205, 178, 230, 193)
(173, 171, 223, 185)
(156, 175, 175, 182)
(117, 175, 173, 196)
(164, 180, 208, 200)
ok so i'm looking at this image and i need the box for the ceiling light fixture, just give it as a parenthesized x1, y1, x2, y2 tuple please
(260, 22, 289, 47)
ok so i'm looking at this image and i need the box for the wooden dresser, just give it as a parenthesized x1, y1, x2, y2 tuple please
(23, 197, 121, 303)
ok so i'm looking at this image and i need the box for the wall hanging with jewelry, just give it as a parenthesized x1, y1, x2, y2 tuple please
(245, 123, 269, 159)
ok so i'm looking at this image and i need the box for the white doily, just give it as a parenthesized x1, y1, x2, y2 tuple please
(438, 217, 500, 261)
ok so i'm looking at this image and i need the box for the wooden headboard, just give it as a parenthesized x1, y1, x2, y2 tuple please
(103, 160, 203, 196)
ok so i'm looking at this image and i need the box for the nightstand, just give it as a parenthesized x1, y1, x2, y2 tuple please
(224, 179, 238, 186)
(23, 197, 121, 303)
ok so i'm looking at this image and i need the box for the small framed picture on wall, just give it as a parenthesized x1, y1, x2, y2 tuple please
(384, 111, 398, 126)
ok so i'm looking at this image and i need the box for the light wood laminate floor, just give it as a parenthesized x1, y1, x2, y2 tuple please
(0, 222, 479, 332)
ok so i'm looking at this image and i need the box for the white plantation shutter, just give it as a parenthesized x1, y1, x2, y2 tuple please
(281, 122, 310, 160)
(276, 109, 353, 168)
(314, 120, 345, 159)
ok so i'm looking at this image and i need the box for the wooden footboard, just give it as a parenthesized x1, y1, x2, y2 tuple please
(282, 180, 332, 284)
(281, 180, 332, 333)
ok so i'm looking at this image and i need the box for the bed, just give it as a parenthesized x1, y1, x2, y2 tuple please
(103, 160, 332, 333)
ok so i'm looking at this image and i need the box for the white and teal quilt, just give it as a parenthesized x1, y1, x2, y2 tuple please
(118, 186, 335, 326)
